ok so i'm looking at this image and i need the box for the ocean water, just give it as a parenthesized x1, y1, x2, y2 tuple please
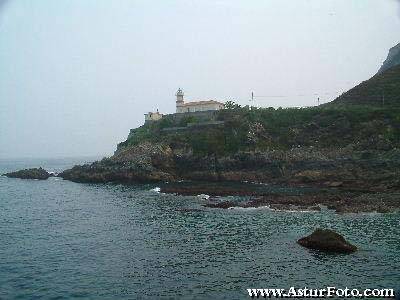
(0, 158, 399, 299)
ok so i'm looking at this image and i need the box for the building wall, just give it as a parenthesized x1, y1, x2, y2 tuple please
(144, 112, 163, 123)
(176, 103, 224, 113)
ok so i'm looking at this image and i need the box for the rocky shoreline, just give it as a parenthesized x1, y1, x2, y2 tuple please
(5, 142, 400, 214)
(159, 181, 399, 214)
(201, 191, 400, 214)
(58, 144, 400, 188)
(57, 143, 400, 214)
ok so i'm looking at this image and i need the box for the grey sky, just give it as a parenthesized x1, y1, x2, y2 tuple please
(0, 0, 399, 158)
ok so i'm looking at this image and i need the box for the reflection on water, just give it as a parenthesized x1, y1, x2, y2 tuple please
(0, 159, 399, 299)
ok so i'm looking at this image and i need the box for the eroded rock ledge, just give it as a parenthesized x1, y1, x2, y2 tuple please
(57, 142, 400, 214)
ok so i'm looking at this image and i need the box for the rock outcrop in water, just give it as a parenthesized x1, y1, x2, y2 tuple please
(3, 167, 53, 180)
(297, 229, 357, 254)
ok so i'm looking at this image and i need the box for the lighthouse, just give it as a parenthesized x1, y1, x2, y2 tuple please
(176, 88, 185, 113)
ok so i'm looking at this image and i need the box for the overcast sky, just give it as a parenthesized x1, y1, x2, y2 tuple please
(0, 0, 399, 158)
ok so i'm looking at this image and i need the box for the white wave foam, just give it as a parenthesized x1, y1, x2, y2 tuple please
(197, 194, 210, 200)
(228, 205, 319, 213)
(150, 187, 161, 193)
(227, 205, 270, 210)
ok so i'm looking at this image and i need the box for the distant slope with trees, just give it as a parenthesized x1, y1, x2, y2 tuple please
(378, 43, 400, 74)
(329, 64, 400, 107)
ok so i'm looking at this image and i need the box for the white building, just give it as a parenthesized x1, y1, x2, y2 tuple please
(176, 88, 224, 113)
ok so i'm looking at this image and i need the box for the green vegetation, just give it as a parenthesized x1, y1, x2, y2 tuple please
(178, 115, 199, 127)
(118, 103, 400, 157)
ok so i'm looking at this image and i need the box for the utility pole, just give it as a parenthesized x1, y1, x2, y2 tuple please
(318, 97, 320, 106)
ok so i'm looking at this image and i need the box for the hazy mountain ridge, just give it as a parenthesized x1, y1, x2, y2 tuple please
(378, 43, 400, 74)
(328, 43, 400, 107)
(330, 64, 400, 107)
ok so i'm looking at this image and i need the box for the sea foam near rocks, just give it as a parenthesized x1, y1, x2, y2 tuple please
(150, 187, 161, 193)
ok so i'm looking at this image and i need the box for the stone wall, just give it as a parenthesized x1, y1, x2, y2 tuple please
(164, 110, 219, 123)
(177, 103, 224, 113)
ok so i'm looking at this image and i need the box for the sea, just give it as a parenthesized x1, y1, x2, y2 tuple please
(0, 157, 399, 299)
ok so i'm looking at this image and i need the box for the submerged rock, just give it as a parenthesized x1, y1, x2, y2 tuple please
(3, 167, 53, 180)
(297, 228, 357, 253)
(177, 208, 204, 213)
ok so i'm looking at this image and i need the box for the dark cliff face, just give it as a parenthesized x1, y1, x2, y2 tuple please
(378, 43, 400, 74)
(58, 140, 400, 193)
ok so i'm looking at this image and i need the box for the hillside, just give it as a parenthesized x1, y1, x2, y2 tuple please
(378, 43, 400, 74)
(329, 64, 400, 107)
(118, 105, 400, 154)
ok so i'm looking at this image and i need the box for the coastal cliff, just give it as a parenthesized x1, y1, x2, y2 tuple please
(59, 50, 400, 213)
(59, 104, 400, 192)
(58, 104, 400, 213)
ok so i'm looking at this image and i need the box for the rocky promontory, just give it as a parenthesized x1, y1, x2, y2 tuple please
(3, 167, 53, 180)
(58, 88, 400, 214)
(58, 142, 175, 183)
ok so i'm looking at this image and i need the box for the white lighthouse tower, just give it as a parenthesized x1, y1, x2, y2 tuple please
(176, 88, 185, 113)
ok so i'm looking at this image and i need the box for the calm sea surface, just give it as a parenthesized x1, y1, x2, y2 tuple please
(0, 158, 399, 299)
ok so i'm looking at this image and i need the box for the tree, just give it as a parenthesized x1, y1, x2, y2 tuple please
(224, 101, 241, 110)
